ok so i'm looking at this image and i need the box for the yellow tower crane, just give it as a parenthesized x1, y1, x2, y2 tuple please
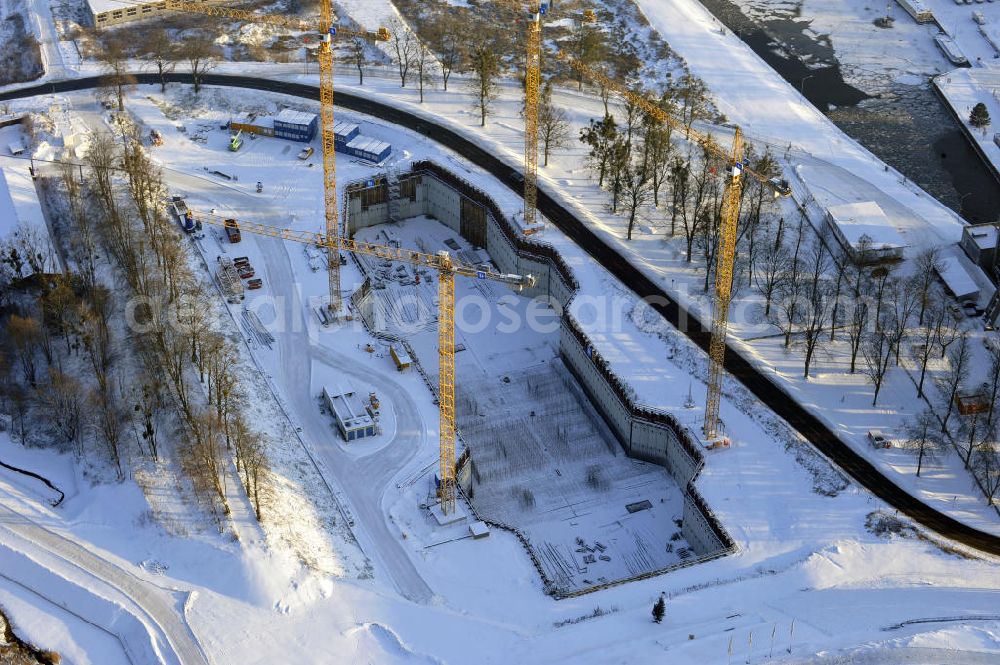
(554, 51, 788, 440)
(187, 210, 534, 515)
(490, 1, 545, 231)
(124, 0, 390, 313)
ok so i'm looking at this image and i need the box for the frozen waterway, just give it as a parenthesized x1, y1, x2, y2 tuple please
(699, 0, 1000, 223)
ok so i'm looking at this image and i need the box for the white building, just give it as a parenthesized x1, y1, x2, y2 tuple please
(87, 0, 223, 28)
(322, 387, 377, 442)
(936, 250, 983, 303)
(825, 201, 906, 264)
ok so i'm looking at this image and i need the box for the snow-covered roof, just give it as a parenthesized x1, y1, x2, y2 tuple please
(324, 388, 372, 430)
(347, 136, 391, 156)
(936, 254, 980, 301)
(827, 201, 906, 249)
(965, 224, 998, 251)
(333, 120, 360, 136)
(86, 0, 146, 15)
(275, 109, 317, 127)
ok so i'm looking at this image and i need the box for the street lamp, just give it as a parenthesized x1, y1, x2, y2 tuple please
(800, 74, 815, 96)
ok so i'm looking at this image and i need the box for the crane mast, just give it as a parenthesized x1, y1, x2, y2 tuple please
(704, 129, 744, 440)
(318, 14, 341, 313)
(523, 5, 542, 229)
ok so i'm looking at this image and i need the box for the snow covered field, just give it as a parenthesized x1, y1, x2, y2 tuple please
(2, 0, 1000, 660)
(1, 77, 999, 662)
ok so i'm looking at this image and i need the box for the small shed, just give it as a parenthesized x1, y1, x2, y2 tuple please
(469, 521, 490, 539)
(826, 201, 906, 264)
(935, 254, 980, 302)
(956, 390, 991, 416)
(390, 345, 412, 371)
(322, 386, 377, 442)
(7, 142, 24, 156)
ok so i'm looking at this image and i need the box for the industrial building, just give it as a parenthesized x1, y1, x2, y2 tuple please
(230, 109, 318, 143)
(273, 109, 318, 142)
(825, 201, 906, 264)
(86, 0, 223, 28)
(333, 121, 392, 163)
(960, 222, 999, 276)
(228, 113, 390, 161)
(322, 387, 377, 442)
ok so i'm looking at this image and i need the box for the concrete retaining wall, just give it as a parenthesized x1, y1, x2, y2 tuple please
(343, 162, 734, 563)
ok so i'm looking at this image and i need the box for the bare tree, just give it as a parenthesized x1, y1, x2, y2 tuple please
(862, 329, 893, 407)
(414, 41, 435, 103)
(912, 299, 944, 398)
(7, 315, 40, 386)
(467, 43, 500, 126)
(672, 73, 711, 139)
(97, 33, 135, 112)
(429, 14, 465, 92)
(144, 27, 178, 93)
(538, 85, 570, 167)
(753, 238, 787, 317)
(800, 285, 830, 378)
(186, 34, 219, 95)
(41, 368, 86, 450)
(973, 441, 1000, 505)
(92, 382, 125, 478)
(388, 19, 417, 88)
(622, 159, 652, 240)
(987, 343, 1000, 427)
(937, 333, 970, 433)
(957, 411, 989, 471)
(349, 38, 366, 85)
(901, 409, 944, 477)
(911, 248, 942, 325)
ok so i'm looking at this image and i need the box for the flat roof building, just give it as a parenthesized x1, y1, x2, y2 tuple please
(826, 201, 906, 264)
(87, 0, 224, 28)
(322, 387, 377, 442)
(936, 253, 981, 302)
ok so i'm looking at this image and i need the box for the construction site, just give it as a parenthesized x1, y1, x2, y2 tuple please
(4, 0, 1000, 662)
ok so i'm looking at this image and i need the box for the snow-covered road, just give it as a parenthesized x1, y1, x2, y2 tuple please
(0, 497, 208, 665)
(255, 233, 435, 603)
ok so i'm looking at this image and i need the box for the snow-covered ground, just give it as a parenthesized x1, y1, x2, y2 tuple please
(2, 0, 1000, 660)
(2, 78, 1000, 662)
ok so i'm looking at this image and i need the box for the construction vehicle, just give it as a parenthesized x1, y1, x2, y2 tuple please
(185, 208, 533, 515)
(229, 130, 243, 152)
(555, 50, 791, 441)
(224, 218, 242, 243)
(298, 146, 315, 160)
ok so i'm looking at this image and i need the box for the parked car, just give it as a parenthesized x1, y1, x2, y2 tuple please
(868, 430, 892, 449)
(247, 278, 263, 290)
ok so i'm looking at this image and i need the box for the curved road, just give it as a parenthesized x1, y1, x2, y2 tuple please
(4, 74, 1000, 557)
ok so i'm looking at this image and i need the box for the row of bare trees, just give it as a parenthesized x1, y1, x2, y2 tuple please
(83, 119, 267, 520)
(1, 109, 268, 521)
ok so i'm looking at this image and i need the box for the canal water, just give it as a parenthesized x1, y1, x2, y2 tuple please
(696, 0, 1000, 224)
